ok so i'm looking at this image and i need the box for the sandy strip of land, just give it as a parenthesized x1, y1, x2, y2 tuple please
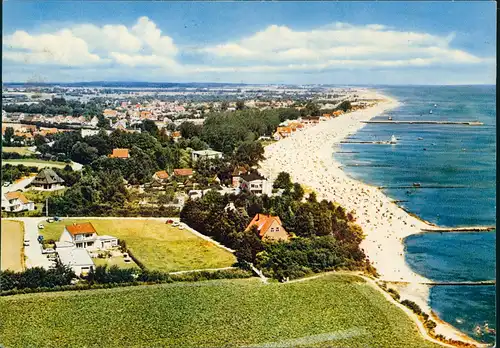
(259, 90, 483, 346)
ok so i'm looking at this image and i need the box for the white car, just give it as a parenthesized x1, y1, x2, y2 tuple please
(172, 222, 179, 227)
(23, 239, 30, 246)
(38, 223, 45, 229)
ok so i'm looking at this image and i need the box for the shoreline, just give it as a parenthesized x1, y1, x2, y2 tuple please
(258, 90, 485, 346)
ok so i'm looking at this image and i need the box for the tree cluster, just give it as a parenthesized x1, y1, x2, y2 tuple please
(181, 172, 369, 280)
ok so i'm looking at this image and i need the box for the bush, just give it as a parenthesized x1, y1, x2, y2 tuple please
(387, 288, 400, 301)
(424, 319, 437, 331)
(401, 299, 422, 315)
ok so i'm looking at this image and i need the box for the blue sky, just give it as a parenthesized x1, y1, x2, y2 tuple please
(2, 1, 496, 85)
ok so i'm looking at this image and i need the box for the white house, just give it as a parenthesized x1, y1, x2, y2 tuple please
(1, 192, 35, 212)
(239, 172, 272, 196)
(89, 116, 99, 127)
(56, 248, 94, 276)
(59, 222, 118, 250)
(191, 149, 223, 163)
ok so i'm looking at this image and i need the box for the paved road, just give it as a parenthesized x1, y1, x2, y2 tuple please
(14, 217, 52, 269)
(3, 176, 35, 193)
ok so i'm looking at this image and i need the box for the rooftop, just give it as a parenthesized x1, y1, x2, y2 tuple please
(65, 222, 97, 236)
(245, 213, 283, 238)
(57, 248, 94, 267)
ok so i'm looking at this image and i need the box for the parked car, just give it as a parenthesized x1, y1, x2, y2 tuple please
(23, 239, 30, 246)
(38, 223, 45, 229)
(42, 248, 56, 254)
(166, 219, 174, 224)
(53, 216, 60, 222)
(46, 218, 55, 223)
(3, 182, 11, 187)
(124, 258, 131, 263)
(172, 222, 179, 227)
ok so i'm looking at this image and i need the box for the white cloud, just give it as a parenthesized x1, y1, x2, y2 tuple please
(198, 23, 490, 68)
(3, 16, 178, 67)
(3, 29, 101, 66)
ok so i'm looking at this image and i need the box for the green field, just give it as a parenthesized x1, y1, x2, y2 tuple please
(0, 274, 439, 348)
(2, 147, 34, 155)
(40, 219, 236, 272)
(3, 159, 68, 169)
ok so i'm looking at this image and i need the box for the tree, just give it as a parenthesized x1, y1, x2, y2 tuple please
(141, 120, 159, 138)
(179, 122, 202, 139)
(70, 142, 98, 165)
(166, 122, 177, 132)
(236, 100, 245, 110)
(292, 182, 304, 201)
(4, 127, 14, 146)
(273, 172, 292, 190)
(336, 101, 352, 113)
(233, 141, 265, 166)
(304, 102, 320, 116)
(221, 101, 229, 111)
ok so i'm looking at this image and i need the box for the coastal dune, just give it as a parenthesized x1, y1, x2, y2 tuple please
(259, 91, 482, 345)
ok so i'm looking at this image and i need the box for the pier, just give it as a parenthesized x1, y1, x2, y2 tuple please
(340, 140, 395, 144)
(385, 280, 495, 286)
(379, 185, 468, 189)
(362, 120, 483, 126)
(420, 226, 495, 233)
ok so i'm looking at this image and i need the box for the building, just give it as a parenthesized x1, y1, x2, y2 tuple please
(59, 222, 118, 250)
(30, 168, 65, 191)
(153, 170, 169, 182)
(1, 192, 35, 212)
(239, 172, 272, 196)
(245, 213, 289, 242)
(173, 168, 193, 177)
(172, 131, 182, 142)
(191, 149, 223, 163)
(109, 148, 130, 159)
(56, 248, 94, 276)
(231, 166, 248, 188)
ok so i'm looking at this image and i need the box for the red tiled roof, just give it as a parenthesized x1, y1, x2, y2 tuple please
(5, 191, 30, 204)
(110, 148, 129, 158)
(65, 222, 97, 236)
(172, 131, 181, 138)
(173, 168, 193, 176)
(245, 214, 283, 238)
(154, 170, 169, 179)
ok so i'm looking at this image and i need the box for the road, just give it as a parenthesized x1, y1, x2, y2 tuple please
(3, 176, 35, 193)
(11, 217, 52, 269)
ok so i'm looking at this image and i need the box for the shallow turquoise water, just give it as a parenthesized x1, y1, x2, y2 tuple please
(334, 85, 496, 344)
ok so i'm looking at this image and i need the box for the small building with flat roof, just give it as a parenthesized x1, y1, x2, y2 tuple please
(56, 248, 94, 276)
(191, 149, 223, 163)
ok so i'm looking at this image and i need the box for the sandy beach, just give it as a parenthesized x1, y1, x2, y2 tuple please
(259, 90, 484, 346)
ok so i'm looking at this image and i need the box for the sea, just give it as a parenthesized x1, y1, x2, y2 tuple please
(334, 85, 496, 344)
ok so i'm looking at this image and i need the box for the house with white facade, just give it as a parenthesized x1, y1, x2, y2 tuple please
(191, 149, 223, 163)
(239, 172, 272, 196)
(1, 192, 35, 212)
(59, 222, 118, 250)
(30, 168, 65, 191)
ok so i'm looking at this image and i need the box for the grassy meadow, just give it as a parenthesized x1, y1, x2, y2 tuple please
(0, 274, 440, 348)
(2, 159, 68, 169)
(40, 219, 236, 272)
(1, 147, 34, 155)
(0, 220, 25, 272)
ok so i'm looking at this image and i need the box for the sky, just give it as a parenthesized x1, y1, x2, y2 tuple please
(2, 1, 496, 85)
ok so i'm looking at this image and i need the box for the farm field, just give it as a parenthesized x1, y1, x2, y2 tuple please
(0, 274, 440, 348)
(1, 220, 24, 272)
(3, 159, 68, 169)
(40, 219, 236, 272)
(2, 146, 34, 155)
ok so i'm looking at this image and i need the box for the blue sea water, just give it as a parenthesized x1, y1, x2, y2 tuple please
(333, 85, 496, 344)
